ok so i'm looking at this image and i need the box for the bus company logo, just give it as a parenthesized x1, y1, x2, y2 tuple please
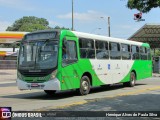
(0, 107, 12, 120)
(108, 64, 110, 70)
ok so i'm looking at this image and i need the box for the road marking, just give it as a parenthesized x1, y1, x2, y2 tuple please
(36, 86, 160, 111)
(56, 101, 87, 109)
(0, 81, 16, 84)
(36, 101, 87, 111)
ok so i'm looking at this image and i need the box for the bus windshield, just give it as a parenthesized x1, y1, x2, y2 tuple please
(18, 40, 58, 70)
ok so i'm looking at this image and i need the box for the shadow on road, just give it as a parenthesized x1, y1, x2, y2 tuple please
(1, 83, 146, 100)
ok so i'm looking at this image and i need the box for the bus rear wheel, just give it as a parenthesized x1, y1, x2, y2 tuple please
(44, 90, 56, 95)
(124, 72, 136, 87)
(79, 76, 91, 95)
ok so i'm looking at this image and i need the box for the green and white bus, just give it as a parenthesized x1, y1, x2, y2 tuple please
(17, 29, 152, 95)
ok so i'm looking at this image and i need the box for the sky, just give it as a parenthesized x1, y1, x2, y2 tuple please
(0, 0, 160, 39)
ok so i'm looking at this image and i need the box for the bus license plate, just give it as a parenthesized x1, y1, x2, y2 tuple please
(31, 83, 39, 87)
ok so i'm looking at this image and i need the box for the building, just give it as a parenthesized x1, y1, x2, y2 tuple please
(128, 24, 160, 73)
(128, 23, 160, 49)
(0, 31, 27, 58)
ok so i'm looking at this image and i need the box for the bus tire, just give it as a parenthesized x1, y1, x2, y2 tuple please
(79, 76, 91, 95)
(44, 90, 56, 95)
(124, 72, 136, 87)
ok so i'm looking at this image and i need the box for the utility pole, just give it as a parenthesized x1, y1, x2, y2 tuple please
(108, 17, 110, 37)
(100, 16, 111, 37)
(72, 0, 74, 31)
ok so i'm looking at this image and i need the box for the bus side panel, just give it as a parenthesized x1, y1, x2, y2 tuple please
(120, 60, 152, 83)
(76, 59, 105, 87)
(90, 59, 135, 85)
(59, 31, 105, 90)
(136, 60, 152, 80)
(60, 59, 104, 90)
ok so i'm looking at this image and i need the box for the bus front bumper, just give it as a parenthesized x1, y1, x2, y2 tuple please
(17, 78, 61, 90)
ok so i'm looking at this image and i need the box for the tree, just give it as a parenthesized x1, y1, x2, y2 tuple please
(155, 49, 160, 56)
(54, 26, 70, 30)
(127, 0, 160, 13)
(6, 16, 51, 32)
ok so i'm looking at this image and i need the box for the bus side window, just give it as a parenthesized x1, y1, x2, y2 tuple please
(140, 46, 147, 60)
(110, 42, 121, 59)
(131, 45, 140, 60)
(62, 40, 77, 66)
(147, 48, 151, 60)
(62, 40, 67, 59)
(79, 38, 95, 59)
(96, 40, 109, 59)
(121, 44, 131, 60)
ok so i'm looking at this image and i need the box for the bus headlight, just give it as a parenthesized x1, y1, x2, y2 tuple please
(50, 70, 57, 79)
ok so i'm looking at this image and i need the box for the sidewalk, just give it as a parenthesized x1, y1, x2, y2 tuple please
(152, 73, 160, 77)
(0, 69, 17, 83)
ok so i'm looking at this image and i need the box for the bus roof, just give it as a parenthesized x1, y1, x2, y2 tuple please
(19, 29, 150, 47)
(71, 30, 147, 47)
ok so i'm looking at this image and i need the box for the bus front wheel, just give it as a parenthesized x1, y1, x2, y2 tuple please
(44, 90, 56, 95)
(79, 76, 91, 95)
(124, 72, 136, 87)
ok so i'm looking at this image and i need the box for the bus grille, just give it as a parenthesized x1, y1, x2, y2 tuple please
(18, 68, 54, 77)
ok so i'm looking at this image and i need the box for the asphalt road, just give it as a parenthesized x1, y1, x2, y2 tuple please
(0, 70, 160, 120)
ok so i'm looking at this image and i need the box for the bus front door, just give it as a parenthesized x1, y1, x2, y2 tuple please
(61, 37, 79, 90)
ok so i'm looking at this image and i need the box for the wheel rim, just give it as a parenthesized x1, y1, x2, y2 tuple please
(82, 80, 89, 91)
(131, 74, 135, 85)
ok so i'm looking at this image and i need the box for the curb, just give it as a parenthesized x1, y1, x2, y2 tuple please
(152, 74, 160, 77)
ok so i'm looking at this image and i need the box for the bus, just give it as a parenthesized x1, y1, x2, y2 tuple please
(17, 29, 152, 95)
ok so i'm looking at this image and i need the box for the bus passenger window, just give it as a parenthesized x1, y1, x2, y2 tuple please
(140, 46, 147, 60)
(131, 45, 140, 60)
(96, 40, 109, 59)
(110, 42, 121, 59)
(121, 44, 131, 60)
(79, 38, 95, 59)
(147, 48, 151, 60)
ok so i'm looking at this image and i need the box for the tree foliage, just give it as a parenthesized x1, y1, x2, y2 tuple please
(6, 16, 51, 32)
(127, 0, 160, 13)
(155, 49, 160, 56)
(54, 25, 70, 30)
(6, 16, 71, 32)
